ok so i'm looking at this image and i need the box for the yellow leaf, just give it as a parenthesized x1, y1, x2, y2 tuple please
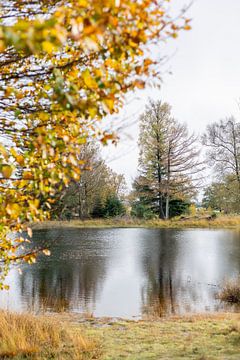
(78, 0, 88, 6)
(42, 41, 56, 54)
(23, 172, 33, 180)
(29, 199, 40, 211)
(6, 203, 21, 217)
(10, 148, 18, 158)
(16, 155, 24, 166)
(103, 99, 115, 113)
(82, 69, 98, 89)
(1, 165, 13, 178)
(89, 107, 97, 118)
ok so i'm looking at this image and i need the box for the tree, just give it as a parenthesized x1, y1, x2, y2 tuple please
(130, 175, 156, 219)
(202, 175, 240, 213)
(51, 142, 126, 219)
(202, 117, 240, 199)
(137, 100, 202, 219)
(0, 1, 189, 286)
(102, 195, 126, 218)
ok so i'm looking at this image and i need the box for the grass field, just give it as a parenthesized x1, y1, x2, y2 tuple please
(1, 312, 240, 359)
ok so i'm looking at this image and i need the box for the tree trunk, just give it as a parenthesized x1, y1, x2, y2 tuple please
(165, 194, 169, 220)
(165, 141, 171, 220)
(158, 195, 165, 219)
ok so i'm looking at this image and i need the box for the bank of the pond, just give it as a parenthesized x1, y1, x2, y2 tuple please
(31, 215, 240, 230)
(1, 312, 240, 359)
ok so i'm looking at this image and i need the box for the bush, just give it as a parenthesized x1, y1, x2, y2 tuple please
(169, 199, 190, 218)
(218, 279, 240, 304)
(131, 202, 155, 219)
(103, 196, 126, 217)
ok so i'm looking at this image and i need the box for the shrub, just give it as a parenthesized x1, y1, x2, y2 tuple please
(218, 279, 240, 304)
(131, 202, 155, 219)
(103, 196, 126, 217)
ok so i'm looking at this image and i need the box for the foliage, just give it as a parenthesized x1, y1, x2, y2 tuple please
(131, 197, 189, 219)
(131, 202, 155, 219)
(50, 142, 126, 219)
(102, 195, 126, 218)
(0, 1, 189, 285)
(91, 197, 106, 219)
(202, 175, 240, 213)
(168, 198, 190, 218)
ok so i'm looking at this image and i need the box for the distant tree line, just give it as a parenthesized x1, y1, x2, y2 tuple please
(50, 100, 240, 220)
(50, 143, 126, 220)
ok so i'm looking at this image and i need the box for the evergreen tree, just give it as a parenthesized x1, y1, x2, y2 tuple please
(103, 196, 126, 218)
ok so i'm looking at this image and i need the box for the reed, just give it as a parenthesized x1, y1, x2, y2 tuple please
(0, 310, 101, 359)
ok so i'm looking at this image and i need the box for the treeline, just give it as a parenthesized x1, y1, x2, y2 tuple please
(202, 118, 240, 213)
(50, 143, 126, 220)
(51, 100, 240, 220)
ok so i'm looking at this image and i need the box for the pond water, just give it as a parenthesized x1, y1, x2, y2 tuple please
(0, 228, 240, 318)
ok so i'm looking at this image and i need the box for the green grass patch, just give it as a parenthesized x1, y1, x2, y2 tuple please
(75, 314, 240, 360)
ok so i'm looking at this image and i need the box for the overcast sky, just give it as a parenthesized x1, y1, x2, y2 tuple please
(102, 0, 240, 188)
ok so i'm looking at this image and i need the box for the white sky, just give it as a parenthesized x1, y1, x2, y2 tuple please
(102, 0, 240, 188)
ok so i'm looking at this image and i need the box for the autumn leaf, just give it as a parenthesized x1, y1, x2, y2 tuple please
(1, 165, 13, 179)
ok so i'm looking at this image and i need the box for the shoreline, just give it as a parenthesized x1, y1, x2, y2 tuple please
(31, 216, 240, 230)
(2, 311, 240, 359)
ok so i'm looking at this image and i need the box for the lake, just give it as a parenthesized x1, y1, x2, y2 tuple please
(0, 228, 240, 318)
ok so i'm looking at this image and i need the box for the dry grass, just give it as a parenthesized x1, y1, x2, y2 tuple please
(32, 215, 240, 230)
(0, 311, 101, 359)
(1, 312, 240, 359)
(218, 279, 240, 304)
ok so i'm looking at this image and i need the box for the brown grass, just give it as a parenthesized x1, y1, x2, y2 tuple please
(218, 279, 240, 304)
(0, 311, 101, 359)
(32, 214, 240, 230)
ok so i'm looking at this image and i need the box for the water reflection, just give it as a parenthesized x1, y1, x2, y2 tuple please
(0, 228, 240, 318)
(139, 229, 240, 317)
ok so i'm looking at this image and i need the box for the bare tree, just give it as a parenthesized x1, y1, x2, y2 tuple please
(202, 117, 240, 191)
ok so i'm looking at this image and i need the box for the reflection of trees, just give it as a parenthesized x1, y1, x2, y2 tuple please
(12, 228, 240, 317)
(140, 230, 179, 317)
(19, 228, 109, 313)
(140, 229, 240, 318)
